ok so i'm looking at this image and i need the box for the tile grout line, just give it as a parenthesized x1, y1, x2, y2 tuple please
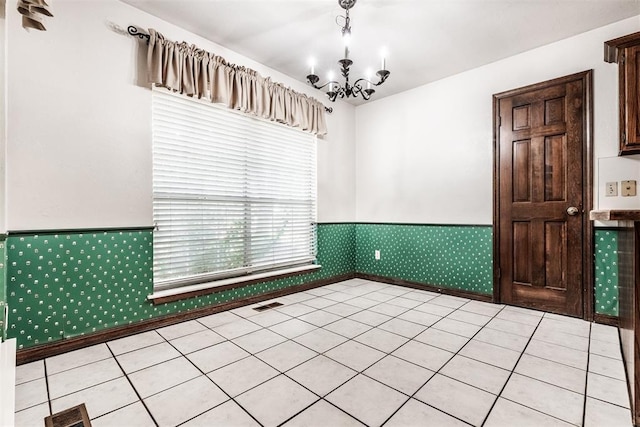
(44, 359, 139, 411)
(379, 299, 511, 427)
(480, 312, 595, 427)
(270, 282, 427, 426)
(103, 343, 160, 427)
(220, 281, 422, 426)
(13, 372, 53, 415)
(166, 293, 384, 426)
(23, 281, 625, 427)
(485, 316, 596, 395)
(587, 395, 634, 411)
(477, 311, 545, 427)
(43, 359, 53, 417)
(582, 322, 593, 427)
(37, 350, 115, 377)
(161, 335, 267, 427)
(30, 287, 364, 424)
(263, 286, 396, 425)
(346, 299, 491, 415)
(303, 289, 509, 406)
(124, 326, 264, 417)
(125, 309, 325, 417)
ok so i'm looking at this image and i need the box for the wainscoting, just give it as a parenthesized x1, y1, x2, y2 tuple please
(594, 229, 620, 317)
(4, 223, 621, 354)
(6, 224, 355, 350)
(356, 224, 492, 295)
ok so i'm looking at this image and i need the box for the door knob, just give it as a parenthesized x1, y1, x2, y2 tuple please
(567, 206, 580, 216)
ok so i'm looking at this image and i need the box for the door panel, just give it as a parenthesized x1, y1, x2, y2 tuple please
(544, 135, 566, 201)
(544, 221, 566, 289)
(512, 222, 531, 284)
(496, 73, 590, 317)
(544, 97, 565, 125)
(512, 140, 531, 202)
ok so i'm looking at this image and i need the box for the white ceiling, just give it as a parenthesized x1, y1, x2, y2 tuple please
(122, 0, 640, 105)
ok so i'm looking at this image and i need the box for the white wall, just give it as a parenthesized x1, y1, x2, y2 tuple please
(355, 16, 640, 225)
(5, 0, 356, 231)
(0, 0, 5, 234)
(597, 156, 640, 210)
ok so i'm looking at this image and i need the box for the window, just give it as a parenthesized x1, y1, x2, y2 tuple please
(152, 88, 317, 292)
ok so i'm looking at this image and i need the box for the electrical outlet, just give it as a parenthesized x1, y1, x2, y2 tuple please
(375, 250, 381, 260)
(606, 182, 618, 197)
(622, 180, 637, 197)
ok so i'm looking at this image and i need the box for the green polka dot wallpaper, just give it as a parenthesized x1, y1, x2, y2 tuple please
(356, 224, 493, 295)
(3, 222, 624, 349)
(594, 229, 619, 316)
(0, 239, 6, 341)
(6, 224, 355, 349)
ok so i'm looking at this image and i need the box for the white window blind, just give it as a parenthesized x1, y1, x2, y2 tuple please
(152, 88, 317, 291)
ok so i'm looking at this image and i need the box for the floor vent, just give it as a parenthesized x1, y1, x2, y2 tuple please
(252, 301, 284, 312)
(45, 403, 91, 427)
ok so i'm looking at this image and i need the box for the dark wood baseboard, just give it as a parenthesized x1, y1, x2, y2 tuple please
(16, 270, 612, 364)
(16, 272, 355, 365)
(355, 273, 494, 303)
(594, 313, 620, 327)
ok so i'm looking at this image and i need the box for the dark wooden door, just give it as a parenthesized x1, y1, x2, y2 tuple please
(494, 71, 592, 317)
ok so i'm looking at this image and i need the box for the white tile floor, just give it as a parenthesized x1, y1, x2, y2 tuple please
(13, 279, 633, 427)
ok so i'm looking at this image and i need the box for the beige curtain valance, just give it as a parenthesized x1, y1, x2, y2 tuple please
(146, 29, 327, 136)
(18, 0, 53, 31)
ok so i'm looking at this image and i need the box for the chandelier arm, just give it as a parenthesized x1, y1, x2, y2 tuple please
(374, 70, 391, 86)
(308, 80, 341, 91)
(351, 84, 366, 100)
(351, 83, 373, 101)
(351, 73, 389, 92)
(352, 78, 368, 88)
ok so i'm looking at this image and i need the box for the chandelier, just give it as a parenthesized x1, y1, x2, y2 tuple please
(306, 0, 390, 102)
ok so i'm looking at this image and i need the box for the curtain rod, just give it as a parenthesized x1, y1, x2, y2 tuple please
(127, 26, 333, 114)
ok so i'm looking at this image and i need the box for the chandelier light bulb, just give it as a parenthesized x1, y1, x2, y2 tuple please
(342, 30, 351, 47)
(308, 58, 316, 75)
(327, 70, 335, 92)
(380, 47, 388, 71)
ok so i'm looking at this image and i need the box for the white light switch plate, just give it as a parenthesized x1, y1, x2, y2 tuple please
(606, 182, 618, 197)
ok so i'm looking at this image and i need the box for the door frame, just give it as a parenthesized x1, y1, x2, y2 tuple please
(492, 70, 594, 320)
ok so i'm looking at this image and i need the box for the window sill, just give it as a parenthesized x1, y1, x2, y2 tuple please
(148, 264, 322, 304)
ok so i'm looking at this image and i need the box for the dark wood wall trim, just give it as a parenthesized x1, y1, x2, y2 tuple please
(355, 273, 493, 302)
(354, 223, 491, 227)
(594, 313, 620, 327)
(583, 69, 595, 321)
(8, 226, 155, 236)
(492, 89, 501, 305)
(16, 273, 355, 365)
(604, 31, 640, 63)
